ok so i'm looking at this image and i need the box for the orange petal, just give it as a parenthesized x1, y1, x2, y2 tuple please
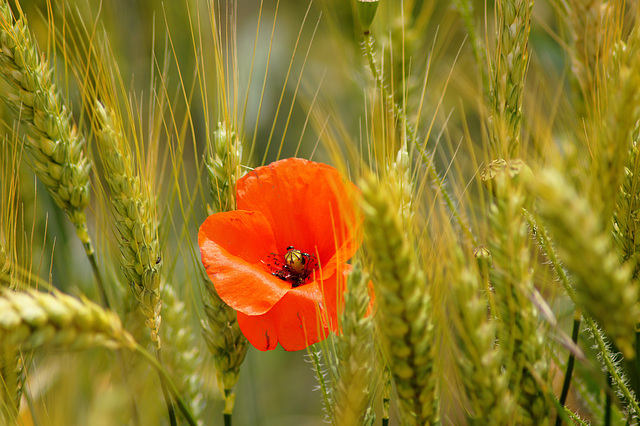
(199, 210, 291, 315)
(237, 158, 361, 278)
(237, 277, 336, 351)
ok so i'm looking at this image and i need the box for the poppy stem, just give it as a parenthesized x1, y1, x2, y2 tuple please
(224, 413, 232, 426)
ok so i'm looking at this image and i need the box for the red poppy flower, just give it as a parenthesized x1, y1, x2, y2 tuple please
(199, 158, 361, 351)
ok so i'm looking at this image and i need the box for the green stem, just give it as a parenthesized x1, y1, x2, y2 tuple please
(133, 344, 197, 426)
(75, 221, 110, 308)
(524, 210, 577, 303)
(633, 331, 640, 397)
(85, 246, 110, 309)
(156, 349, 177, 426)
(222, 388, 236, 424)
(309, 346, 331, 419)
(587, 316, 639, 418)
(555, 317, 581, 426)
(382, 367, 391, 426)
(605, 372, 612, 426)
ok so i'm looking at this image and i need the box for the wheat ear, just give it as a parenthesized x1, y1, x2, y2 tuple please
(482, 159, 551, 424)
(201, 122, 248, 418)
(489, 0, 532, 158)
(591, 29, 640, 233)
(449, 246, 513, 424)
(331, 261, 375, 425)
(614, 122, 640, 280)
(0, 288, 135, 351)
(563, 0, 611, 107)
(94, 101, 162, 349)
(0, 2, 92, 251)
(161, 284, 204, 422)
(361, 173, 438, 425)
(534, 169, 640, 357)
(206, 123, 243, 214)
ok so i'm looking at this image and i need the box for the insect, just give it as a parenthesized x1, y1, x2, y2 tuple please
(267, 245, 318, 287)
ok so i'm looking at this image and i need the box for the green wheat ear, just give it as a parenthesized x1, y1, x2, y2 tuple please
(535, 168, 640, 358)
(483, 159, 551, 424)
(361, 173, 438, 426)
(202, 121, 248, 416)
(331, 261, 375, 426)
(0, 288, 136, 351)
(0, 287, 135, 422)
(614, 122, 640, 284)
(94, 101, 162, 349)
(489, 0, 533, 158)
(0, 2, 92, 249)
(206, 123, 243, 214)
(201, 282, 248, 415)
(160, 283, 205, 421)
(449, 245, 513, 425)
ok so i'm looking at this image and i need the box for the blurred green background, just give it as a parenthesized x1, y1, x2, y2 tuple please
(4, 0, 568, 424)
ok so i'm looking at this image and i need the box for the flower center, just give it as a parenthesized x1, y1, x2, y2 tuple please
(267, 245, 318, 287)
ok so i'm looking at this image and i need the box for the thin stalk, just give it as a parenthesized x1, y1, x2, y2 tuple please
(85, 244, 110, 309)
(635, 332, 640, 398)
(524, 210, 577, 303)
(133, 344, 197, 426)
(155, 349, 177, 426)
(605, 372, 612, 426)
(587, 316, 639, 419)
(555, 317, 581, 426)
(223, 388, 234, 426)
(382, 367, 391, 426)
(308, 346, 331, 419)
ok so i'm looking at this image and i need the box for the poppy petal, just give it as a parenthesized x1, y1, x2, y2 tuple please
(237, 158, 360, 278)
(199, 210, 291, 315)
(237, 277, 338, 351)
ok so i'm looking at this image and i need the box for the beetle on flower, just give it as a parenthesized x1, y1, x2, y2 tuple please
(199, 158, 362, 351)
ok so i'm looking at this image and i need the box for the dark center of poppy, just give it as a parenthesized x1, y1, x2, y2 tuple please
(267, 245, 318, 287)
